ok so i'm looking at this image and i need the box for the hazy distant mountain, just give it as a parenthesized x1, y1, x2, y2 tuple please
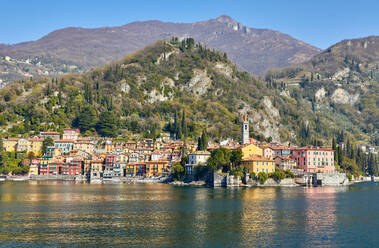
(0, 15, 320, 85)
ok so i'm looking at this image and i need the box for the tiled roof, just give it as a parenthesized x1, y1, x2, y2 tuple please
(242, 155, 275, 162)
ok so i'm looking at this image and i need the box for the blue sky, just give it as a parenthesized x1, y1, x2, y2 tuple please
(1, 0, 378, 49)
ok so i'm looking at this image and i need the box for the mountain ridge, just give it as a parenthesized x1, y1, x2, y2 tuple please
(0, 15, 321, 86)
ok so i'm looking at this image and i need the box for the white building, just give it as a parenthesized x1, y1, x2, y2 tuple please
(185, 151, 211, 175)
(62, 128, 80, 141)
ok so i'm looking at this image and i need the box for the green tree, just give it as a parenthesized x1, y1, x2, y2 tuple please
(181, 110, 187, 138)
(231, 165, 244, 179)
(42, 137, 54, 155)
(170, 162, 184, 180)
(368, 153, 377, 176)
(96, 111, 119, 137)
(0, 151, 8, 168)
(337, 146, 343, 166)
(197, 129, 208, 151)
(231, 149, 242, 168)
(270, 170, 286, 182)
(207, 148, 232, 171)
(78, 105, 97, 132)
(258, 172, 268, 184)
(0, 135, 3, 152)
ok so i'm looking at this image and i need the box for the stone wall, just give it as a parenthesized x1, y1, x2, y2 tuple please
(30, 175, 76, 181)
(314, 173, 349, 186)
(247, 178, 296, 187)
(209, 172, 240, 187)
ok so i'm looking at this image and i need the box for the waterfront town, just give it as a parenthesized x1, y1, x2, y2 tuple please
(0, 113, 353, 185)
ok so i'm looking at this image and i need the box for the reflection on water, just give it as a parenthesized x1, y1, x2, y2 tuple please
(0, 181, 378, 247)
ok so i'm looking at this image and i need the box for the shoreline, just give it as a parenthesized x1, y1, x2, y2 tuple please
(2, 175, 376, 187)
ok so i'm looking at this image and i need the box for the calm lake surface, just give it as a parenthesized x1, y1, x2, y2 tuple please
(0, 181, 378, 248)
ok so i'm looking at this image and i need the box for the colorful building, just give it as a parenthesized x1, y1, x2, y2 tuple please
(3, 138, 19, 152)
(29, 158, 40, 175)
(292, 147, 335, 173)
(39, 158, 50, 175)
(185, 150, 211, 175)
(27, 137, 43, 156)
(64, 159, 83, 176)
(146, 160, 169, 177)
(261, 145, 274, 159)
(90, 159, 104, 179)
(40, 131, 60, 140)
(49, 161, 65, 175)
(74, 138, 95, 154)
(62, 128, 80, 141)
(241, 143, 263, 159)
(54, 140, 74, 154)
(275, 156, 297, 170)
(241, 155, 276, 174)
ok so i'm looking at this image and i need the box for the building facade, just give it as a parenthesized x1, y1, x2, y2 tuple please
(185, 151, 211, 175)
(241, 143, 263, 159)
(54, 140, 74, 154)
(292, 147, 335, 173)
(241, 155, 276, 174)
(62, 128, 80, 141)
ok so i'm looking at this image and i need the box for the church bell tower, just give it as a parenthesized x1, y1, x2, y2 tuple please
(241, 113, 249, 144)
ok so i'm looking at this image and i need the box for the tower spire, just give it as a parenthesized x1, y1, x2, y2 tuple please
(241, 112, 249, 144)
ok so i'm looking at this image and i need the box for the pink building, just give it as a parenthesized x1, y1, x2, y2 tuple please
(292, 147, 335, 173)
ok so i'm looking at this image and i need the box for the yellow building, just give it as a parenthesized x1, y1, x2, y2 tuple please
(74, 139, 95, 154)
(105, 141, 114, 153)
(28, 137, 43, 156)
(3, 138, 19, 152)
(145, 160, 169, 177)
(90, 159, 104, 179)
(29, 159, 40, 175)
(2, 137, 43, 156)
(241, 143, 263, 159)
(241, 155, 276, 174)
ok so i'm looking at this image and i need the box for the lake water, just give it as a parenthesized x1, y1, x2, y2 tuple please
(0, 181, 378, 247)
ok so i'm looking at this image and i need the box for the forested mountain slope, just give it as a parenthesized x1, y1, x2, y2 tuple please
(0, 38, 375, 147)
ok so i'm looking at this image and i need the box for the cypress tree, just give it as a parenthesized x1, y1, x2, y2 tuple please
(181, 110, 187, 138)
(332, 138, 336, 151)
(368, 153, 377, 176)
(337, 146, 343, 166)
(200, 129, 208, 150)
(197, 137, 202, 151)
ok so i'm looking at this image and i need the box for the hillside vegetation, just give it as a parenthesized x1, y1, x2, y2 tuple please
(264, 36, 379, 145)
(0, 38, 375, 147)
